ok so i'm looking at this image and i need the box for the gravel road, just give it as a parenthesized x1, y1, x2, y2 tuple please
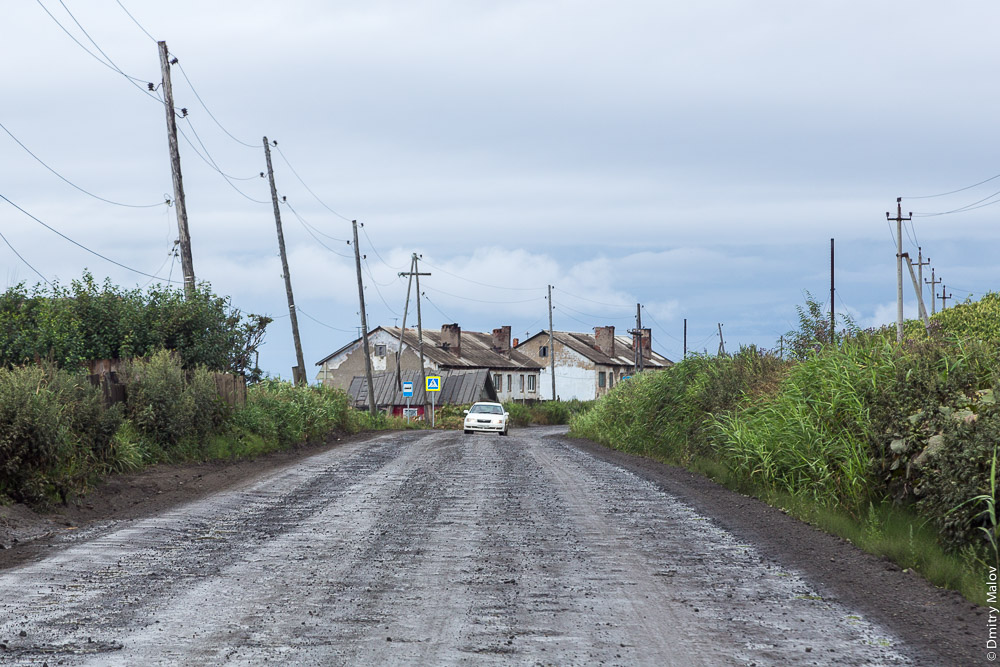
(0, 427, 956, 665)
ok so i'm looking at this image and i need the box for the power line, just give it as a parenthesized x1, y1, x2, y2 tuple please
(420, 260, 544, 292)
(0, 192, 179, 282)
(0, 119, 167, 208)
(421, 292, 454, 323)
(556, 300, 632, 321)
(422, 284, 544, 304)
(296, 305, 354, 333)
(179, 116, 269, 204)
(273, 144, 352, 222)
(285, 201, 349, 242)
(361, 225, 406, 271)
(174, 61, 258, 149)
(913, 187, 1000, 217)
(641, 305, 684, 344)
(0, 228, 51, 286)
(362, 258, 400, 316)
(284, 201, 353, 258)
(904, 172, 1000, 199)
(114, 0, 156, 42)
(555, 287, 632, 310)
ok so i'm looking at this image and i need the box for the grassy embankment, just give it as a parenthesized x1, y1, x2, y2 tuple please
(570, 294, 1000, 606)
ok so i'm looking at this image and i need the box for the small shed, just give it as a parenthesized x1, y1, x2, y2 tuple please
(347, 368, 498, 416)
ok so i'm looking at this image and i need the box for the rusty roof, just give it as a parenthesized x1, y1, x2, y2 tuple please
(383, 327, 542, 371)
(518, 330, 672, 368)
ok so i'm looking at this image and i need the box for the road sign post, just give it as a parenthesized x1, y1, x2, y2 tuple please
(402, 381, 414, 423)
(426, 376, 441, 428)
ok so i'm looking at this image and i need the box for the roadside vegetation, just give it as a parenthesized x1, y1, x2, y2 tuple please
(571, 292, 1000, 606)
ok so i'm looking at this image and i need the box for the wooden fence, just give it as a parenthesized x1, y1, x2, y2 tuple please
(87, 359, 247, 408)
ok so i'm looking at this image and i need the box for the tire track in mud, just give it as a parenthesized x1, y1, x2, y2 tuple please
(0, 428, 915, 665)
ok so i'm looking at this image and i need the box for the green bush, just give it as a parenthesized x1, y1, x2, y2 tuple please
(0, 365, 120, 503)
(232, 380, 355, 447)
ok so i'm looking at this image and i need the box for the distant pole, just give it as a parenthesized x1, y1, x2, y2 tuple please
(414, 254, 428, 415)
(830, 238, 835, 345)
(548, 284, 556, 401)
(352, 221, 376, 416)
(925, 267, 941, 316)
(916, 248, 930, 312)
(939, 284, 953, 310)
(683, 318, 687, 359)
(886, 197, 912, 343)
(717, 323, 726, 356)
(636, 304, 644, 371)
(158, 41, 195, 298)
(263, 137, 306, 385)
(397, 256, 431, 392)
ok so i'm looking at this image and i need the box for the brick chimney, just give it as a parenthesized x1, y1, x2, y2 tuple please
(492, 326, 511, 356)
(441, 323, 461, 357)
(594, 326, 616, 357)
(641, 328, 652, 358)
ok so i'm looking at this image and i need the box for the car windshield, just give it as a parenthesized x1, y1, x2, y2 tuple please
(470, 404, 503, 414)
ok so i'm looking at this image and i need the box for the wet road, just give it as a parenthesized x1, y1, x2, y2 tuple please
(0, 428, 910, 665)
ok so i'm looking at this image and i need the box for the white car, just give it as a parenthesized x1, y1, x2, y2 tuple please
(463, 402, 509, 436)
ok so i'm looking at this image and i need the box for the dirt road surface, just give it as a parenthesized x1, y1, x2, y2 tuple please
(0, 427, 986, 665)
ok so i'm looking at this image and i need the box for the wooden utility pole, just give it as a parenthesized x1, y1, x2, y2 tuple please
(263, 137, 306, 385)
(925, 268, 941, 316)
(547, 285, 556, 401)
(351, 221, 376, 416)
(397, 255, 431, 392)
(903, 253, 930, 332)
(886, 198, 912, 343)
(916, 248, 930, 313)
(636, 304, 644, 371)
(683, 318, 687, 359)
(158, 41, 195, 298)
(830, 238, 835, 344)
(717, 323, 726, 356)
(939, 284, 953, 310)
(414, 254, 428, 414)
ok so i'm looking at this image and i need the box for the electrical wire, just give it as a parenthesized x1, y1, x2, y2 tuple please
(285, 201, 353, 258)
(115, 0, 156, 42)
(273, 144, 352, 222)
(179, 116, 269, 203)
(421, 292, 455, 323)
(904, 172, 1000, 199)
(0, 193, 179, 282)
(555, 287, 633, 310)
(557, 301, 632, 321)
(361, 225, 406, 271)
(36, 0, 159, 101)
(0, 119, 167, 209)
(175, 61, 258, 149)
(362, 259, 400, 316)
(296, 305, 355, 333)
(913, 187, 1000, 217)
(420, 261, 545, 292)
(285, 201, 349, 242)
(140, 243, 177, 289)
(641, 305, 684, 344)
(422, 284, 545, 305)
(0, 228, 51, 286)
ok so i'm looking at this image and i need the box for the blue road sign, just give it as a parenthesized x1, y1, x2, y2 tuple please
(426, 376, 441, 392)
(402, 381, 414, 397)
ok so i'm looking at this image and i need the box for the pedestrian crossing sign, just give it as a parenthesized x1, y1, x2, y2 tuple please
(426, 376, 441, 392)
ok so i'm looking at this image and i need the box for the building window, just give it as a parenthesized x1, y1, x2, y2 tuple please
(507, 374, 512, 392)
(539, 345, 547, 357)
(519, 374, 525, 392)
(373, 344, 386, 357)
(598, 371, 606, 388)
(609, 374, 614, 389)
(527, 375, 536, 392)
(494, 373, 502, 391)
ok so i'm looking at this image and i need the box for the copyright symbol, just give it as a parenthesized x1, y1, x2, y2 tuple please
(988, 651, 996, 661)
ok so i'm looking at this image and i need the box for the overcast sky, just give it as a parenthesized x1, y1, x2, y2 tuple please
(2, 1, 998, 377)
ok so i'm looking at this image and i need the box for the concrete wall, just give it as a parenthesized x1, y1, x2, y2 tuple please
(316, 330, 435, 390)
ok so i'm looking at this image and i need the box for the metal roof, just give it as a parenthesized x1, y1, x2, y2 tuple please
(517, 330, 672, 368)
(347, 368, 498, 409)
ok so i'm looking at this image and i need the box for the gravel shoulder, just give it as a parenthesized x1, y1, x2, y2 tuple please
(558, 432, 988, 666)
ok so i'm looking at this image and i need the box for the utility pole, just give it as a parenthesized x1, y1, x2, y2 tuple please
(916, 248, 930, 312)
(414, 254, 428, 415)
(351, 221, 376, 416)
(925, 268, 941, 316)
(157, 41, 195, 298)
(263, 137, 306, 385)
(939, 284, 952, 310)
(397, 255, 431, 391)
(683, 318, 687, 360)
(629, 303, 644, 373)
(547, 285, 556, 401)
(886, 197, 912, 343)
(717, 323, 726, 356)
(902, 253, 930, 332)
(830, 238, 835, 345)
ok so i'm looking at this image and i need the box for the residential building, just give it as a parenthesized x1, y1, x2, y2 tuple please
(515, 326, 672, 401)
(345, 368, 498, 417)
(315, 324, 542, 403)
